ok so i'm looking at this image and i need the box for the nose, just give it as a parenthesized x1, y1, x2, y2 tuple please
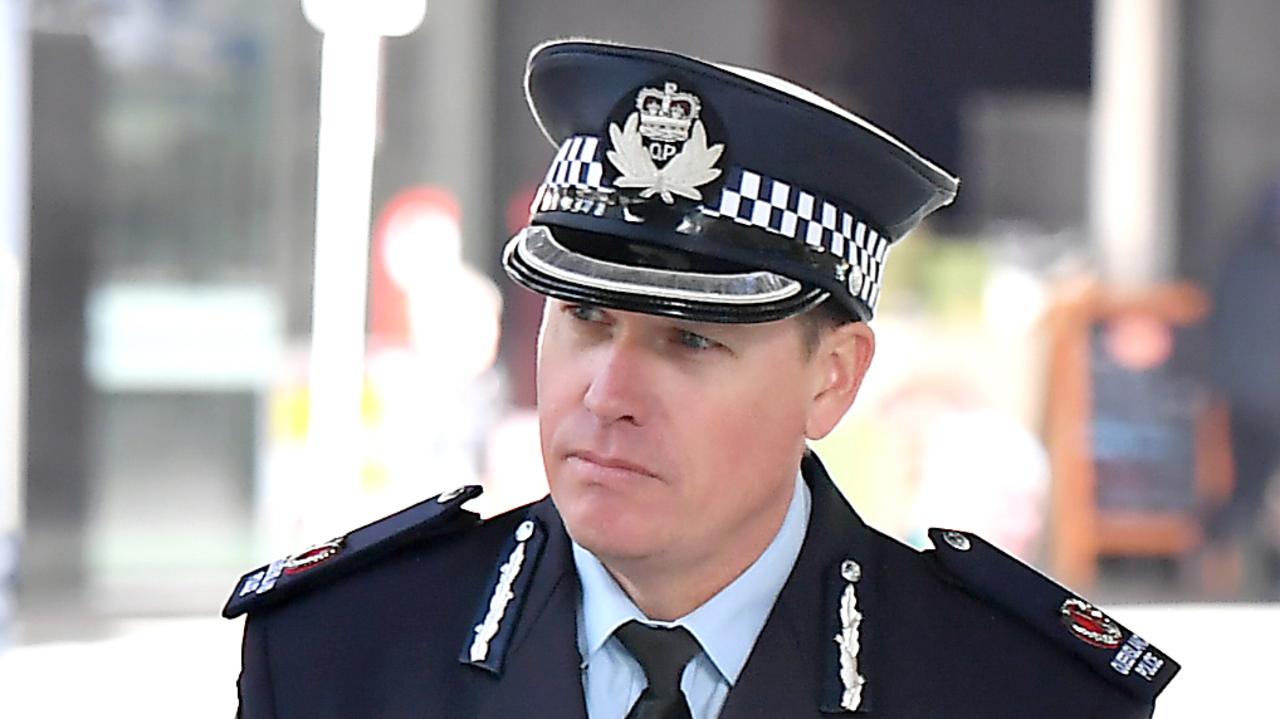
(582, 337, 650, 426)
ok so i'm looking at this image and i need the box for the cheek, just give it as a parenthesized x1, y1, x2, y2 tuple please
(535, 365, 575, 469)
(681, 372, 811, 483)
(534, 329, 580, 428)
(534, 333, 600, 500)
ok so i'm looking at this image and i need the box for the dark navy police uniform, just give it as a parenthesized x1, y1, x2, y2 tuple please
(227, 40, 1179, 717)
(228, 455, 1176, 718)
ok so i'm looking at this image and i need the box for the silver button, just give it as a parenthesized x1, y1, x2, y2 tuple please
(514, 520, 535, 542)
(847, 264, 864, 296)
(436, 486, 468, 504)
(841, 559, 862, 583)
(941, 531, 971, 552)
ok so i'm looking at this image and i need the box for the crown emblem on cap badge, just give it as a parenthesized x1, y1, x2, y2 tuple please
(635, 82, 700, 143)
(606, 81, 723, 205)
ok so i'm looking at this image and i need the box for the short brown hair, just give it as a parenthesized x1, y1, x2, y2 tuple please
(798, 299, 856, 356)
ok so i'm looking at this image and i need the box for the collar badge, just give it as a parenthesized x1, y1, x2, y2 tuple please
(835, 558, 866, 711)
(469, 520, 537, 662)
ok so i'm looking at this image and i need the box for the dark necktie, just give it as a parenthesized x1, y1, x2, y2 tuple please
(614, 620, 701, 719)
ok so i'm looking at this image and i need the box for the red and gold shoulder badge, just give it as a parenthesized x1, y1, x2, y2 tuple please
(283, 537, 345, 576)
(1059, 597, 1124, 649)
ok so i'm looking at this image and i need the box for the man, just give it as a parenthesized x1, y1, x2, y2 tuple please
(226, 40, 1179, 718)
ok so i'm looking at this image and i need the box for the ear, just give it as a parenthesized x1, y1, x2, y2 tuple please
(804, 322, 875, 440)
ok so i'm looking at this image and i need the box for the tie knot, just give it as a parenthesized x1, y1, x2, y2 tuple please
(614, 621, 701, 694)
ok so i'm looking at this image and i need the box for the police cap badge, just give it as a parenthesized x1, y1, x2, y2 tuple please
(503, 39, 959, 323)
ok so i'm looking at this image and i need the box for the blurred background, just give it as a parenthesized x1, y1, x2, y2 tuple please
(1, 0, 1278, 715)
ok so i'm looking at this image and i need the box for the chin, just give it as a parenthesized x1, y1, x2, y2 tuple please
(572, 530, 652, 564)
(555, 490, 663, 561)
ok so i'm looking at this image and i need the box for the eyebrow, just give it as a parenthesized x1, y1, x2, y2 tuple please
(667, 317, 732, 335)
(567, 301, 758, 340)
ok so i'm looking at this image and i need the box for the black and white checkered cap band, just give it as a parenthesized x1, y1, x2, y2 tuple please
(531, 135, 890, 311)
(537, 136, 607, 212)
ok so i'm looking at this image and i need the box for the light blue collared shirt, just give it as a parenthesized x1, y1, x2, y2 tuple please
(573, 472, 812, 719)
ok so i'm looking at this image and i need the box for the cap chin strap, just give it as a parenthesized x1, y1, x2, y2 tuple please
(512, 225, 802, 305)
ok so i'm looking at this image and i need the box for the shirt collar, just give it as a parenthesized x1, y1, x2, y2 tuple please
(573, 470, 812, 685)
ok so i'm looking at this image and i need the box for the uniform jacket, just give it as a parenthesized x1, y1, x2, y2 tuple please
(229, 452, 1177, 718)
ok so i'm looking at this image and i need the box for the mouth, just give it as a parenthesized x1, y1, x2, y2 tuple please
(565, 450, 659, 480)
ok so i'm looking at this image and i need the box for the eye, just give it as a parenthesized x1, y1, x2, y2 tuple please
(675, 329, 721, 352)
(564, 304, 607, 323)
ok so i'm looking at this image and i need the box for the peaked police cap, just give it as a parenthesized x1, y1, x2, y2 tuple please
(503, 39, 959, 323)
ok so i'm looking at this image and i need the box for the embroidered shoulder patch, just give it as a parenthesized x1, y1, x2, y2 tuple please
(222, 485, 483, 618)
(928, 528, 1180, 704)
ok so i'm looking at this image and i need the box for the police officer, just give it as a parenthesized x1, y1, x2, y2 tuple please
(226, 40, 1179, 718)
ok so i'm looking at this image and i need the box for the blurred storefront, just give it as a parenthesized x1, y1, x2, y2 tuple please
(22, 2, 310, 619)
(15, 0, 505, 620)
(5, 0, 1280, 652)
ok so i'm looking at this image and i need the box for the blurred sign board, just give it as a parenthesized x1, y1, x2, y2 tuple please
(1045, 283, 1232, 588)
(1088, 321, 1200, 513)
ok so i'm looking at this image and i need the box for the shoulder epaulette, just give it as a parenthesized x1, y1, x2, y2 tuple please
(222, 485, 483, 619)
(927, 528, 1180, 704)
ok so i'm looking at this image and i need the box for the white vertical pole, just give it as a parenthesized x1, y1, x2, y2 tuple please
(299, 1, 427, 540)
(303, 30, 383, 539)
(1090, 0, 1180, 287)
(0, 0, 30, 649)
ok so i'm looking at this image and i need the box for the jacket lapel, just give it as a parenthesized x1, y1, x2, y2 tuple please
(719, 452, 883, 717)
(474, 498, 588, 719)
(717, 592, 824, 717)
(471, 452, 880, 719)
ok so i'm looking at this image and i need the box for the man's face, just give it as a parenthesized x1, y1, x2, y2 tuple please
(536, 300, 857, 574)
